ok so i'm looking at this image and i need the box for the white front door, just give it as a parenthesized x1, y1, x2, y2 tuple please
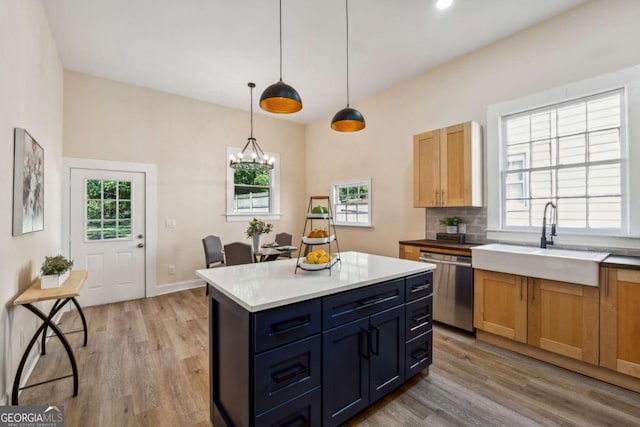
(70, 168, 146, 306)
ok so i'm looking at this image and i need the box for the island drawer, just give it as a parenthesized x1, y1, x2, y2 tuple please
(254, 299, 322, 353)
(405, 296, 433, 341)
(405, 330, 433, 378)
(254, 335, 321, 416)
(406, 272, 433, 302)
(322, 278, 405, 329)
(255, 386, 321, 427)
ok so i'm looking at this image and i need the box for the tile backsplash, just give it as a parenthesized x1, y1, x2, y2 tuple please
(425, 207, 487, 243)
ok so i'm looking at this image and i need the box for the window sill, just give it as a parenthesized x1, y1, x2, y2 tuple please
(486, 229, 640, 251)
(225, 213, 281, 223)
(334, 223, 374, 229)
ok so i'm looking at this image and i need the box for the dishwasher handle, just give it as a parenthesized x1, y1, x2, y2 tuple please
(419, 256, 472, 268)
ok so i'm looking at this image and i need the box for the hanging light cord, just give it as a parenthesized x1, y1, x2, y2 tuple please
(250, 84, 254, 138)
(345, 0, 350, 107)
(279, 0, 283, 82)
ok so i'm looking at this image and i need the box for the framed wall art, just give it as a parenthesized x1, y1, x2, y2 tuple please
(13, 128, 44, 235)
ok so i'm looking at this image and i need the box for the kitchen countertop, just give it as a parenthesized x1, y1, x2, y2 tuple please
(601, 255, 640, 270)
(196, 251, 436, 312)
(398, 239, 481, 251)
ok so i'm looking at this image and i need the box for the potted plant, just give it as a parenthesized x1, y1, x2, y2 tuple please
(40, 255, 74, 289)
(440, 216, 464, 234)
(246, 218, 274, 251)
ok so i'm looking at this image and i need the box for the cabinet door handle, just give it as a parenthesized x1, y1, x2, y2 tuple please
(281, 415, 309, 427)
(270, 316, 310, 334)
(359, 296, 385, 306)
(411, 348, 429, 362)
(441, 190, 445, 205)
(434, 190, 439, 206)
(605, 268, 609, 297)
(359, 329, 370, 359)
(411, 284, 430, 293)
(519, 277, 523, 301)
(271, 363, 307, 384)
(531, 279, 535, 303)
(411, 313, 429, 323)
(370, 326, 380, 355)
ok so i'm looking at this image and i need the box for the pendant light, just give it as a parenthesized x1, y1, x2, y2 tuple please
(260, 0, 302, 114)
(230, 83, 275, 171)
(331, 0, 365, 132)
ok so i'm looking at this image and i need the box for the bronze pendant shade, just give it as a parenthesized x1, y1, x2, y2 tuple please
(331, 0, 365, 132)
(260, 0, 302, 114)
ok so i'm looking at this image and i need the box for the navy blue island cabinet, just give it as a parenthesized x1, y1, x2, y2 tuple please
(208, 271, 433, 427)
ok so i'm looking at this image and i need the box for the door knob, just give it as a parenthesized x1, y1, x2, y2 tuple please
(137, 243, 145, 248)
(137, 234, 144, 239)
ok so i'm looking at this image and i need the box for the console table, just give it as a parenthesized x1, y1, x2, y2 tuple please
(12, 270, 89, 405)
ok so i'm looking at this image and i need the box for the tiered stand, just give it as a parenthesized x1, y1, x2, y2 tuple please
(295, 196, 341, 274)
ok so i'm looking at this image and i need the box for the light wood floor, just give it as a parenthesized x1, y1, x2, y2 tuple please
(19, 289, 640, 426)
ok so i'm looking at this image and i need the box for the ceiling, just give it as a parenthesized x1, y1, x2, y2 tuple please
(43, 0, 587, 124)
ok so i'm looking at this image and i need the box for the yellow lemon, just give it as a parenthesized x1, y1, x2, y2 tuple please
(318, 255, 329, 264)
(306, 253, 318, 264)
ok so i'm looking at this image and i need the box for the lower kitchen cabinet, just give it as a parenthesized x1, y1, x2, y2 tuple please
(600, 267, 640, 378)
(399, 244, 420, 261)
(474, 269, 527, 343)
(474, 269, 599, 364)
(528, 278, 599, 364)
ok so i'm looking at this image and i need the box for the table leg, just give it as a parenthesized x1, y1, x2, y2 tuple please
(41, 299, 62, 355)
(12, 299, 79, 405)
(71, 297, 88, 347)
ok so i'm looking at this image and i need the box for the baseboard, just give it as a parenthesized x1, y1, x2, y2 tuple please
(151, 279, 205, 297)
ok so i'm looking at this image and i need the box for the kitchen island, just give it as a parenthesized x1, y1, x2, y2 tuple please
(197, 251, 435, 427)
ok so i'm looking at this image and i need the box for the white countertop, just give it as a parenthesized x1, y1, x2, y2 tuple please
(196, 251, 436, 312)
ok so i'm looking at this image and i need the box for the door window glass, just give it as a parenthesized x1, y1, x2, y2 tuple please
(85, 180, 133, 241)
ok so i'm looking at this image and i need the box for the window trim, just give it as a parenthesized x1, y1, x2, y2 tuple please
(225, 146, 281, 222)
(331, 177, 373, 228)
(486, 64, 640, 250)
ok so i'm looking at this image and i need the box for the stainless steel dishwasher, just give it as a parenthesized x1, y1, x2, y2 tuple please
(419, 251, 474, 332)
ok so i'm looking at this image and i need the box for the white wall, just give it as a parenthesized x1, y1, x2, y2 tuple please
(0, 0, 64, 404)
(305, 0, 640, 257)
(63, 72, 307, 289)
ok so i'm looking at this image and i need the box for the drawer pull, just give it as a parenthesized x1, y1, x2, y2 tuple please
(411, 313, 429, 323)
(271, 363, 308, 384)
(411, 284, 430, 293)
(270, 316, 311, 335)
(359, 296, 385, 306)
(359, 329, 370, 359)
(370, 326, 380, 355)
(410, 323, 428, 332)
(410, 348, 429, 361)
(281, 415, 309, 427)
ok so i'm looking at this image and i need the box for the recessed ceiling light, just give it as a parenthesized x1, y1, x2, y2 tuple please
(436, 0, 453, 10)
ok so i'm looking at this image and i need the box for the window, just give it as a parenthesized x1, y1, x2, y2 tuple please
(226, 147, 280, 220)
(501, 89, 623, 232)
(332, 178, 372, 227)
(85, 179, 132, 241)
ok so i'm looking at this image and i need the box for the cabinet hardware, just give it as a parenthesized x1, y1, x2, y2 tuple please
(271, 363, 307, 384)
(280, 415, 308, 427)
(410, 348, 429, 361)
(435, 190, 439, 206)
(410, 284, 430, 293)
(359, 329, 370, 359)
(359, 296, 385, 306)
(441, 190, 445, 205)
(411, 313, 429, 323)
(370, 326, 380, 355)
(531, 279, 535, 303)
(605, 268, 609, 297)
(519, 277, 523, 301)
(270, 316, 310, 334)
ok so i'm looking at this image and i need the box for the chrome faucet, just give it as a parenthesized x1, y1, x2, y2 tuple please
(540, 201, 557, 248)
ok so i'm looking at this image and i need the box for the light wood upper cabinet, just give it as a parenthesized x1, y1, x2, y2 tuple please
(399, 244, 420, 261)
(475, 270, 599, 365)
(474, 270, 527, 343)
(528, 278, 599, 365)
(413, 121, 483, 208)
(601, 267, 640, 379)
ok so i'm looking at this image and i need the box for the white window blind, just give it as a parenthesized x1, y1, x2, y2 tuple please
(501, 89, 624, 231)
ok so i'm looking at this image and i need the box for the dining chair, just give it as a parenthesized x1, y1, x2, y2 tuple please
(202, 235, 225, 295)
(274, 232, 293, 258)
(224, 242, 254, 266)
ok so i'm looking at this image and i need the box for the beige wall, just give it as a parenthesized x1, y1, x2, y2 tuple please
(305, 0, 640, 257)
(63, 72, 307, 287)
(0, 0, 64, 404)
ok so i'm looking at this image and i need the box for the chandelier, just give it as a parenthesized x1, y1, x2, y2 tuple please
(230, 82, 275, 171)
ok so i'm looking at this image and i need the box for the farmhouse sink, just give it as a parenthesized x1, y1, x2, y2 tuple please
(471, 243, 610, 287)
